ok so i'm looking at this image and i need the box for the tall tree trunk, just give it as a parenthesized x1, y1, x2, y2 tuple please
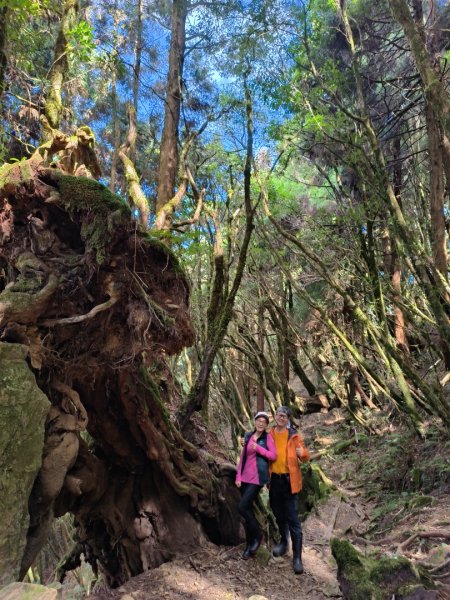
(426, 102, 448, 279)
(44, 0, 78, 134)
(133, 0, 143, 115)
(130, 0, 143, 165)
(407, 0, 450, 366)
(109, 0, 121, 191)
(390, 136, 409, 352)
(156, 0, 187, 229)
(256, 300, 265, 411)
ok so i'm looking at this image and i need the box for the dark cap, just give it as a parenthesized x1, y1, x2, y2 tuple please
(254, 411, 270, 423)
(276, 406, 290, 417)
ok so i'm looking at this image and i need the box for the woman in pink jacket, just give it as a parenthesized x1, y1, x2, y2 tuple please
(235, 411, 277, 559)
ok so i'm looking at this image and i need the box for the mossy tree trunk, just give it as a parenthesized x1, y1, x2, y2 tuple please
(44, 0, 78, 134)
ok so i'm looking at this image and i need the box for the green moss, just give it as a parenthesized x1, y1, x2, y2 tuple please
(0, 343, 50, 585)
(298, 462, 333, 519)
(0, 287, 37, 310)
(331, 538, 367, 568)
(331, 539, 383, 600)
(50, 172, 129, 215)
(46, 173, 128, 265)
(406, 495, 434, 509)
(254, 544, 271, 567)
(50, 173, 189, 279)
(0, 158, 35, 191)
(395, 584, 422, 597)
(331, 539, 435, 599)
(371, 555, 414, 583)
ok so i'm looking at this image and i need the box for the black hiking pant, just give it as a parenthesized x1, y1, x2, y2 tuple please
(269, 473, 302, 552)
(238, 482, 263, 544)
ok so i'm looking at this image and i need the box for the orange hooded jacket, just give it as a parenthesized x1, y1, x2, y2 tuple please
(268, 426, 310, 494)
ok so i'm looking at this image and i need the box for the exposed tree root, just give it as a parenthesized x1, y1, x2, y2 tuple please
(0, 153, 241, 587)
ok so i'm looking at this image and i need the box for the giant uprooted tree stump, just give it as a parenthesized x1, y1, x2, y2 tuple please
(0, 143, 240, 587)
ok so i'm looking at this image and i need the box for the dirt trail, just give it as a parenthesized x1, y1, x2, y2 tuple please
(87, 536, 341, 600)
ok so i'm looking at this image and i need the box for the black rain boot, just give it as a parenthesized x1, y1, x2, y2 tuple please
(242, 526, 253, 559)
(272, 524, 289, 557)
(292, 531, 304, 574)
(249, 533, 263, 555)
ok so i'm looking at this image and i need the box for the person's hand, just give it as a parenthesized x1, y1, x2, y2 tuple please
(296, 446, 307, 459)
(240, 437, 245, 447)
(252, 432, 261, 449)
(236, 480, 241, 488)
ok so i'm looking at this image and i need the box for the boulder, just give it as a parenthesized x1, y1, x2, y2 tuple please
(0, 343, 50, 585)
(331, 538, 436, 600)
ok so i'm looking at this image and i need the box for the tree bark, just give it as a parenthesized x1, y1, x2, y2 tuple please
(390, 136, 409, 353)
(426, 102, 448, 279)
(109, 0, 121, 191)
(133, 0, 143, 116)
(256, 301, 265, 411)
(44, 0, 78, 133)
(156, 0, 187, 229)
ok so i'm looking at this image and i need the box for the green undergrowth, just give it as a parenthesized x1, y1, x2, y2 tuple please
(339, 423, 447, 488)
(335, 418, 450, 532)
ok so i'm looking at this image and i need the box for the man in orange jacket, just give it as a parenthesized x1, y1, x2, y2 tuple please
(268, 406, 310, 575)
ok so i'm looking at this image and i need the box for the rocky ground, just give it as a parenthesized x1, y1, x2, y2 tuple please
(81, 409, 449, 600)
